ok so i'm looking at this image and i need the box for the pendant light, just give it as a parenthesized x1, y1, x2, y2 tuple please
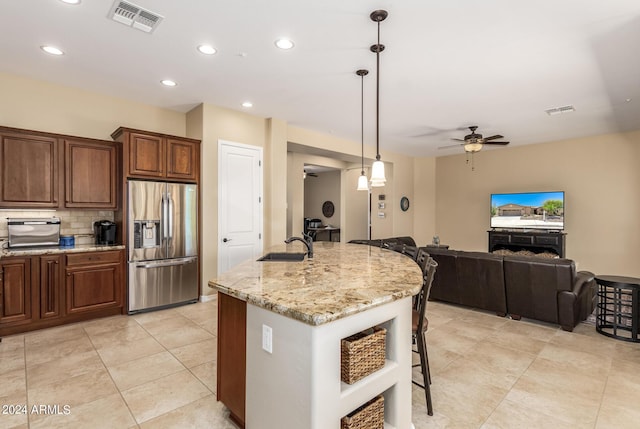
(369, 9, 388, 187)
(356, 69, 369, 191)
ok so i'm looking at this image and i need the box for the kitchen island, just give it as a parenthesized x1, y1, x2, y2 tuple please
(209, 241, 423, 429)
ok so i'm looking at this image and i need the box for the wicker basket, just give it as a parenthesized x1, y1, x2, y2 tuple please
(341, 326, 386, 384)
(341, 395, 384, 429)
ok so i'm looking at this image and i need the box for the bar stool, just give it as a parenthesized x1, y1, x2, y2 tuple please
(412, 257, 437, 416)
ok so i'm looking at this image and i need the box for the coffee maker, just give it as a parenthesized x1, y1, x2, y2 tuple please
(94, 220, 117, 245)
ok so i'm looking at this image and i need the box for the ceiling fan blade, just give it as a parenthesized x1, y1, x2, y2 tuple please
(483, 134, 504, 141)
(484, 141, 510, 145)
(438, 143, 464, 149)
(450, 138, 465, 142)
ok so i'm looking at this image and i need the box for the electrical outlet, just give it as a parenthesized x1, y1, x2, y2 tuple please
(262, 324, 273, 353)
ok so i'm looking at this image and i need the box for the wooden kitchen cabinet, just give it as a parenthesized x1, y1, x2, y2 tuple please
(64, 138, 119, 209)
(0, 257, 34, 327)
(217, 292, 247, 428)
(166, 138, 198, 181)
(0, 250, 125, 337)
(39, 254, 63, 320)
(0, 129, 60, 208)
(111, 127, 200, 182)
(0, 126, 120, 209)
(65, 250, 124, 315)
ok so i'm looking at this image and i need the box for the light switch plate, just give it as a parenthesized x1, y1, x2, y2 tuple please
(262, 324, 273, 353)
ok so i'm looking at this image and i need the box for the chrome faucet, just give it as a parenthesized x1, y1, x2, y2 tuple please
(285, 232, 314, 258)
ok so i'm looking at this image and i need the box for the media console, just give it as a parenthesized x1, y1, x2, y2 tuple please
(488, 230, 566, 258)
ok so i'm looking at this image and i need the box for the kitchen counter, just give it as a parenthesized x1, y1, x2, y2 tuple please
(211, 241, 422, 429)
(1, 243, 125, 258)
(209, 241, 422, 326)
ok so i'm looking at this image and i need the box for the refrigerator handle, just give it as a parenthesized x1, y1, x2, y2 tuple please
(162, 193, 169, 240)
(167, 193, 174, 239)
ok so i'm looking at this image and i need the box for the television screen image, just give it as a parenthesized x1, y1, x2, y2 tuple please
(490, 191, 564, 230)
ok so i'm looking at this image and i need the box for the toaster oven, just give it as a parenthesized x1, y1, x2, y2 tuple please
(7, 217, 61, 247)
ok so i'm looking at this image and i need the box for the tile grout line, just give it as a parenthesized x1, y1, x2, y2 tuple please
(83, 323, 141, 427)
(131, 311, 216, 424)
(23, 335, 31, 429)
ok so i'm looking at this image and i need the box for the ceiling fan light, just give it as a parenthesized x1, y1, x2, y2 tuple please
(464, 143, 483, 153)
(357, 174, 369, 191)
(370, 160, 386, 187)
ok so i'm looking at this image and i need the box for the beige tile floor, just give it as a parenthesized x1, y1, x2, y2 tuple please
(1, 298, 639, 428)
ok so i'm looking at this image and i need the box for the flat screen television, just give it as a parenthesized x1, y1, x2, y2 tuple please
(490, 191, 564, 230)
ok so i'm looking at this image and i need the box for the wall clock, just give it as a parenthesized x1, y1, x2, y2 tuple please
(400, 196, 410, 212)
(322, 201, 335, 218)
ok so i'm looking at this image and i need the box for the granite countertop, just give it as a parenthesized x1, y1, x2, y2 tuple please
(1, 243, 125, 257)
(208, 241, 423, 326)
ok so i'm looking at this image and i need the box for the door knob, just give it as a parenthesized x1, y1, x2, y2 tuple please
(223, 238, 232, 243)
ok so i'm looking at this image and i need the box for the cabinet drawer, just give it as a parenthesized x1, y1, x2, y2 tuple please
(491, 234, 510, 244)
(66, 250, 121, 266)
(535, 235, 560, 245)
(511, 235, 534, 245)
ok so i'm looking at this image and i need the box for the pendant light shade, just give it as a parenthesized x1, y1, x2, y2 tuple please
(369, 10, 387, 187)
(370, 160, 386, 187)
(357, 174, 369, 190)
(356, 69, 369, 191)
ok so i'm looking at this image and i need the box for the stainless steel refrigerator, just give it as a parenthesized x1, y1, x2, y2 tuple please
(127, 180, 198, 313)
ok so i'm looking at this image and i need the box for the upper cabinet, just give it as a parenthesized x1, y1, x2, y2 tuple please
(64, 138, 118, 209)
(111, 127, 200, 182)
(0, 126, 120, 210)
(0, 130, 60, 208)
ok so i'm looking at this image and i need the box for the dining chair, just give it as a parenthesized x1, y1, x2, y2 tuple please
(412, 256, 438, 416)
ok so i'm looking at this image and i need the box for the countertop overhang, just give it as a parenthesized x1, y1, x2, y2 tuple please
(209, 242, 423, 326)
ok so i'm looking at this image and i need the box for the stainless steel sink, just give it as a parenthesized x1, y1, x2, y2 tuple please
(257, 252, 306, 261)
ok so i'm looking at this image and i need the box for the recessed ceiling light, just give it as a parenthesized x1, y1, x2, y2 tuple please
(59, 0, 81, 4)
(274, 38, 294, 50)
(197, 44, 217, 55)
(160, 79, 177, 87)
(41, 45, 64, 56)
(242, 101, 253, 108)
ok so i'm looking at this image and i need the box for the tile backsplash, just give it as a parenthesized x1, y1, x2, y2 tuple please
(0, 210, 115, 245)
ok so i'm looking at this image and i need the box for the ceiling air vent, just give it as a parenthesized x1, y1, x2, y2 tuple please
(108, 0, 163, 33)
(545, 105, 576, 116)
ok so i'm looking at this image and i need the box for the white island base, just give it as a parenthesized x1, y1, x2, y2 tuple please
(245, 296, 413, 429)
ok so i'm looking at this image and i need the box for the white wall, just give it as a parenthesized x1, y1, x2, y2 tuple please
(434, 131, 640, 277)
(304, 170, 341, 229)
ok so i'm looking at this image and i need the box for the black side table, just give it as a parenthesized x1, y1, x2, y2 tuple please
(595, 275, 640, 342)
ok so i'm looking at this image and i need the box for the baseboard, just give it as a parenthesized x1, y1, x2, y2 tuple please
(200, 294, 217, 303)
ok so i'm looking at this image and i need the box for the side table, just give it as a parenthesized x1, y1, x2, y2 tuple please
(595, 275, 640, 342)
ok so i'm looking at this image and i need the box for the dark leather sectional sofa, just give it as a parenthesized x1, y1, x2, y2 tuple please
(422, 247, 597, 331)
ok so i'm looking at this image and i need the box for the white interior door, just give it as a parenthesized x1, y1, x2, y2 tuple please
(218, 140, 263, 274)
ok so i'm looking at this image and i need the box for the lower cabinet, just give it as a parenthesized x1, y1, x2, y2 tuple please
(40, 254, 63, 319)
(0, 250, 124, 337)
(65, 250, 123, 314)
(217, 292, 247, 428)
(0, 257, 34, 327)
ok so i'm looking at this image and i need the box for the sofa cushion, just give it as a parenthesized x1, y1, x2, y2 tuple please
(503, 255, 576, 324)
(425, 248, 460, 304)
(456, 251, 507, 314)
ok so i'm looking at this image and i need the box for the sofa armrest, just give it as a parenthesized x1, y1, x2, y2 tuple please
(557, 271, 597, 331)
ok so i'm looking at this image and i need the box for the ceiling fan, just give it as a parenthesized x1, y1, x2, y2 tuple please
(439, 126, 510, 153)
